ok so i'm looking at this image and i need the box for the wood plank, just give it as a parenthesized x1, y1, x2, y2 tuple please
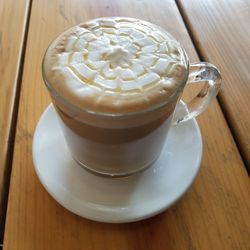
(0, 0, 30, 238)
(4, 0, 250, 249)
(177, 0, 250, 170)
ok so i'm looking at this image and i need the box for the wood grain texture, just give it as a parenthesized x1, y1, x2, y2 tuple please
(0, 0, 30, 234)
(177, 0, 250, 170)
(3, 0, 250, 249)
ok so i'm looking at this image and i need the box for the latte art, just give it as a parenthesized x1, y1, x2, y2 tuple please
(44, 17, 188, 113)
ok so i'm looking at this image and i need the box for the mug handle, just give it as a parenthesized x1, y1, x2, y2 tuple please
(172, 62, 222, 125)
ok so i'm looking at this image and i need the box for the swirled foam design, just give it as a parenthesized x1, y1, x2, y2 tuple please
(43, 17, 188, 113)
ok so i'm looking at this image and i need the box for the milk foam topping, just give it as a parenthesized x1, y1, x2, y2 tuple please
(43, 17, 188, 113)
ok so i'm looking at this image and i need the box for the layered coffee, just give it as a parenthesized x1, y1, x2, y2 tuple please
(43, 17, 188, 176)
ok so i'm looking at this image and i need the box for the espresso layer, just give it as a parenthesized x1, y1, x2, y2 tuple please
(43, 17, 188, 114)
(54, 99, 176, 143)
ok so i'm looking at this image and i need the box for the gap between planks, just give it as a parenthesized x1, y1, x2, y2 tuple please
(175, 0, 249, 175)
(0, 0, 34, 244)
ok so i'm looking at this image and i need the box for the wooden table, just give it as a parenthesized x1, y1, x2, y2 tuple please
(1, 0, 250, 249)
(177, 0, 250, 171)
(0, 0, 30, 241)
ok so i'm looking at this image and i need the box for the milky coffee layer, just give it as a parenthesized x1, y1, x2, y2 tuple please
(43, 17, 188, 113)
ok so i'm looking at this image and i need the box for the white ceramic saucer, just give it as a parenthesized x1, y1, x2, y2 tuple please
(32, 103, 202, 223)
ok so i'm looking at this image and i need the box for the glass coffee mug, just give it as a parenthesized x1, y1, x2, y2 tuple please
(42, 17, 221, 177)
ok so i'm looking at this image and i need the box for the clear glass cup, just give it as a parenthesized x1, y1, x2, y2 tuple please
(42, 18, 221, 177)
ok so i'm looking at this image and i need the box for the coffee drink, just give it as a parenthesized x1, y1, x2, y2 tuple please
(42, 17, 189, 176)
